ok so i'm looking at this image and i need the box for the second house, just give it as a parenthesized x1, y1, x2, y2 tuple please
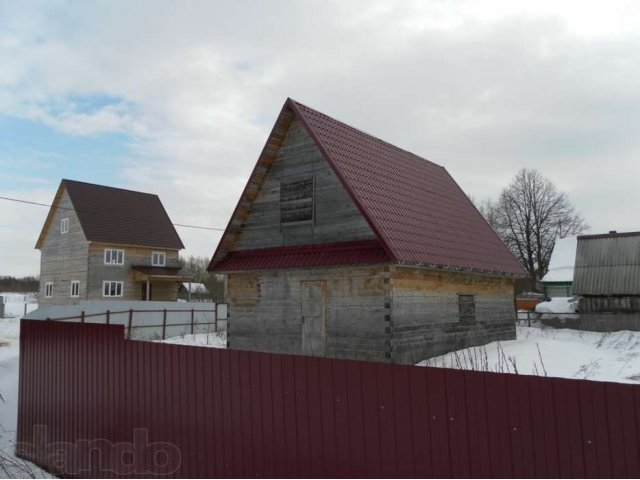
(36, 179, 193, 305)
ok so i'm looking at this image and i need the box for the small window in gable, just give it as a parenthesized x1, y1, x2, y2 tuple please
(104, 249, 125, 265)
(458, 294, 476, 324)
(280, 177, 314, 225)
(152, 251, 166, 266)
(60, 218, 69, 235)
(70, 281, 80, 297)
(45, 282, 53, 297)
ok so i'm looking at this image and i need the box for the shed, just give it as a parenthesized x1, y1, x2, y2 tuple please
(178, 282, 211, 302)
(208, 98, 525, 364)
(574, 231, 640, 313)
(540, 235, 578, 298)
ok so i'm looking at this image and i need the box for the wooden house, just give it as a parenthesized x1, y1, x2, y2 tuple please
(36, 179, 193, 305)
(208, 99, 525, 363)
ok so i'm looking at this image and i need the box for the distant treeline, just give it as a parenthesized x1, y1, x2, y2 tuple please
(0, 276, 39, 292)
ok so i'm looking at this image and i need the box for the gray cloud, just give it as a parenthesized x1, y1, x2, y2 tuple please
(1, 0, 640, 276)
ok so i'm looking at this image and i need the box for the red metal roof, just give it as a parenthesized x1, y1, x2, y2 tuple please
(214, 240, 390, 271)
(210, 98, 525, 276)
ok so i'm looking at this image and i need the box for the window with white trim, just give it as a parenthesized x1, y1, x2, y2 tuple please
(104, 249, 124, 265)
(151, 251, 166, 266)
(70, 280, 80, 297)
(60, 218, 69, 234)
(45, 282, 53, 297)
(103, 281, 123, 297)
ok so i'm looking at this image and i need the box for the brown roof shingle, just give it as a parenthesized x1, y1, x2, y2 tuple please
(51, 179, 184, 249)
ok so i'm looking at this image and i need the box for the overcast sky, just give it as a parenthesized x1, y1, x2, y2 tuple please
(1, 0, 640, 277)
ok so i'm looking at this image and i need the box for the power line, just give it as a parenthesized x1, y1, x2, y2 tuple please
(0, 195, 226, 232)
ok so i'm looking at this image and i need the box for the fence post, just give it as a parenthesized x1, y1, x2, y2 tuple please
(528, 310, 531, 327)
(24, 303, 27, 317)
(162, 308, 167, 340)
(106, 310, 111, 325)
(214, 304, 218, 333)
(127, 309, 133, 340)
(190, 309, 194, 335)
(80, 311, 85, 323)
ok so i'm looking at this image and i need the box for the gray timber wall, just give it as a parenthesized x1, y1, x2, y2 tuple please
(87, 245, 180, 302)
(234, 118, 376, 250)
(390, 267, 517, 364)
(227, 266, 390, 362)
(39, 189, 90, 305)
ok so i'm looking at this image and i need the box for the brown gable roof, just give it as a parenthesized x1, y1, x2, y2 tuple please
(210, 98, 525, 276)
(36, 179, 184, 250)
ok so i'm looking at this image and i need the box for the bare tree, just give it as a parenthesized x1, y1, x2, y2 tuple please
(488, 169, 587, 282)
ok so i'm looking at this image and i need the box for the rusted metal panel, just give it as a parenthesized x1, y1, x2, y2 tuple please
(17, 319, 640, 478)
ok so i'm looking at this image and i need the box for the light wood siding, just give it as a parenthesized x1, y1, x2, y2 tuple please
(227, 266, 389, 362)
(39, 189, 89, 305)
(233, 119, 376, 250)
(390, 266, 516, 364)
(87, 245, 180, 301)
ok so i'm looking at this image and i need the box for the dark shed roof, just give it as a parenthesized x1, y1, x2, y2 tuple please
(36, 179, 184, 250)
(210, 98, 525, 276)
(573, 231, 640, 295)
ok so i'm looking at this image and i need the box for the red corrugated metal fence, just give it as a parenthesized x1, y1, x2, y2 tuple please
(16, 320, 640, 478)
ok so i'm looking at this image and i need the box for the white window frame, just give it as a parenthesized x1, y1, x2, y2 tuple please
(104, 249, 125, 265)
(45, 282, 53, 297)
(151, 251, 166, 267)
(70, 280, 80, 298)
(102, 281, 123, 297)
(60, 218, 69, 235)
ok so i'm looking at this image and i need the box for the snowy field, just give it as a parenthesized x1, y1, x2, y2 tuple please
(159, 331, 227, 348)
(0, 293, 38, 319)
(419, 325, 640, 383)
(0, 317, 49, 478)
(1, 316, 640, 476)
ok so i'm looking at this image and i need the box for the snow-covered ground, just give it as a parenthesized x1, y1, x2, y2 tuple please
(0, 317, 50, 478)
(0, 293, 38, 319)
(159, 331, 227, 348)
(419, 325, 640, 383)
